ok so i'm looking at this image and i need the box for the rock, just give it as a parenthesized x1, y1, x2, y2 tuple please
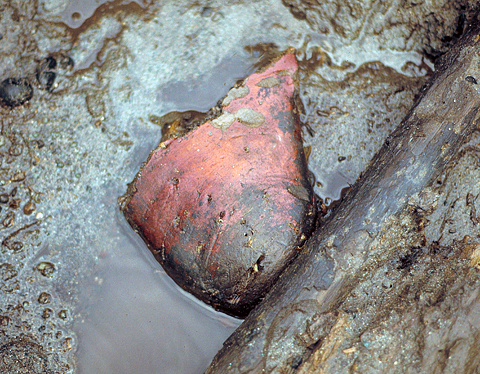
(0, 77, 33, 108)
(36, 56, 57, 91)
(120, 50, 316, 317)
(35, 54, 74, 92)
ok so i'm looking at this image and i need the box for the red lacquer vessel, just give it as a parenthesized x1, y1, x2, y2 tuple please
(121, 49, 316, 317)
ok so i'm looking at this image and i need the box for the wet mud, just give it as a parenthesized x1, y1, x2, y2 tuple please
(0, 0, 478, 373)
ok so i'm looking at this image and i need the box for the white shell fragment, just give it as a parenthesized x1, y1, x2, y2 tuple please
(256, 77, 279, 88)
(222, 84, 250, 107)
(210, 112, 236, 130)
(235, 108, 265, 128)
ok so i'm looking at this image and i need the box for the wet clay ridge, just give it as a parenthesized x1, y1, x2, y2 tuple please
(120, 50, 317, 318)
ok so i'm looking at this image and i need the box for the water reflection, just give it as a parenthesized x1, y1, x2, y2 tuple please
(72, 38, 260, 374)
(75, 193, 240, 373)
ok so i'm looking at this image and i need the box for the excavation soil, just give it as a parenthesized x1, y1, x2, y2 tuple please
(0, 0, 479, 373)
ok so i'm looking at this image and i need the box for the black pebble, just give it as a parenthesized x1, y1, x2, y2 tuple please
(201, 7, 213, 17)
(44, 56, 57, 70)
(36, 56, 57, 91)
(37, 70, 56, 91)
(0, 78, 33, 107)
(466, 75, 478, 84)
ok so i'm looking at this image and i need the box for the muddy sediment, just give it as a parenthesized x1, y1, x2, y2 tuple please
(0, 0, 478, 373)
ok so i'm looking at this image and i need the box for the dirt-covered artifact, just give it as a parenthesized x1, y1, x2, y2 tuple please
(120, 50, 316, 318)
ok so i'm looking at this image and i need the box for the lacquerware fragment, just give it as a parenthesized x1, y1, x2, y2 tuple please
(121, 49, 316, 318)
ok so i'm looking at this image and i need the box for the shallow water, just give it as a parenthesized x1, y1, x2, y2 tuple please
(74, 197, 240, 374)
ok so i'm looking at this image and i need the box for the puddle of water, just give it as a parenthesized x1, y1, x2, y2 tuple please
(157, 52, 258, 113)
(74, 188, 241, 374)
(314, 169, 352, 203)
(72, 49, 256, 373)
(60, 0, 145, 29)
(72, 48, 276, 373)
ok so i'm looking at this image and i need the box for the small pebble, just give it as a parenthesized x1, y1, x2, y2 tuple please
(36, 262, 55, 277)
(58, 309, 67, 320)
(23, 202, 36, 215)
(466, 75, 478, 84)
(38, 292, 51, 304)
(0, 78, 33, 107)
(42, 308, 53, 319)
(37, 71, 56, 91)
(201, 6, 213, 17)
